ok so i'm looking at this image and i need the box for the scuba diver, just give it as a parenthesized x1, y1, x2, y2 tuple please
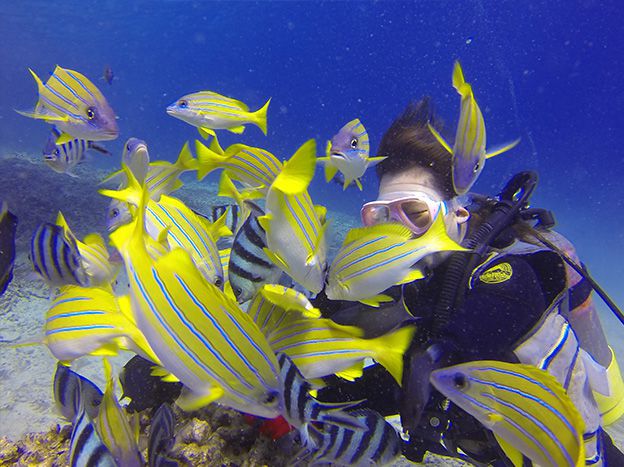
(314, 97, 624, 465)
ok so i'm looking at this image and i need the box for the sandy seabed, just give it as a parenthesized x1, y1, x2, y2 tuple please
(1, 151, 623, 465)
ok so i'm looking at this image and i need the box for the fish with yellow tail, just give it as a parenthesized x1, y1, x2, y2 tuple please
(430, 361, 585, 467)
(318, 119, 386, 191)
(167, 90, 270, 138)
(41, 285, 157, 364)
(428, 61, 520, 195)
(104, 165, 282, 418)
(95, 359, 143, 467)
(16, 66, 118, 143)
(195, 140, 282, 190)
(259, 139, 328, 294)
(247, 284, 413, 383)
(325, 217, 466, 306)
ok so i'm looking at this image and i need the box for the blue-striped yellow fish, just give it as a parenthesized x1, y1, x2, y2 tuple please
(229, 202, 283, 303)
(303, 408, 401, 466)
(56, 212, 118, 286)
(430, 360, 585, 467)
(318, 119, 386, 191)
(259, 139, 328, 294)
(196, 140, 282, 190)
(43, 127, 111, 177)
(95, 359, 142, 467)
(43, 285, 154, 364)
(30, 223, 89, 288)
(325, 217, 465, 306)
(247, 284, 320, 333)
(69, 395, 117, 467)
(105, 142, 198, 231)
(167, 90, 270, 138)
(54, 362, 103, 422)
(144, 195, 230, 288)
(17, 66, 118, 144)
(428, 61, 520, 195)
(106, 166, 282, 418)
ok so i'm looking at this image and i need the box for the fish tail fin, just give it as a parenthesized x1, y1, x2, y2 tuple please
(370, 325, 416, 385)
(195, 139, 224, 180)
(254, 97, 271, 135)
(272, 139, 317, 194)
(428, 123, 453, 154)
(175, 141, 197, 171)
(423, 212, 468, 253)
(452, 60, 472, 97)
(485, 138, 521, 159)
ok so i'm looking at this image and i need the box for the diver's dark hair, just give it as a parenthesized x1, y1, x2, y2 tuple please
(376, 97, 455, 199)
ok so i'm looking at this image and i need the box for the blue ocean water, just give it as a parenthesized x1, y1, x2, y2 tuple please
(1, 0, 623, 442)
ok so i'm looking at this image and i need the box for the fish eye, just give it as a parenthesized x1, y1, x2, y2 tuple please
(111, 208, 120, 218)
(54, 148, 60, 156)
(86, 107, 96, 120)
(453, 372, 468, 389)
(214, 278, 223, 288)
(350, 138, 358, 148)
(178, 99, 188, 109)
(473, 162, 481, 174)
(233, 287, 242, 297)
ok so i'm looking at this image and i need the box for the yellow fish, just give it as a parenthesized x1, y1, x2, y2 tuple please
(325, 217, 465, 306)
(259, 140, 328, 294)
(107, 165, 282, 417)
(17, 66, 118, 143)
(430, 360, 585, 467)
(167, 91, 270, 138)
(95, 359, 142, 467)
(428, 61, 519, 195)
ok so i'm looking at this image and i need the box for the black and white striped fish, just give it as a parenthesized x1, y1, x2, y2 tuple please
(199, 204, 242, 249)
(277, 352, 365, 433)
(229, 201, 282, 303)
(304, 408, 401, 466)
(69, 394, 116, 467)
(30, 223, 89, 288)
(43, 127, 110, 177)
(148, 403, 178, 467)
(54, 363, 103, 422)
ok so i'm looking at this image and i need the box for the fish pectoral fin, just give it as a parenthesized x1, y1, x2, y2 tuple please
(485, 138, 521, 159)
(227, 125, 246, 134)
(263, 248, 289, 272)
(366, 156, 388, 165)
(354, 178, 363, 191)
(397, 268, 425, 285)
(324, 162, 338, 183)
(198, 127, 216, 139)
(176, 386, 225, 412)
(427, 123, 453, 154)
(358, 294, 394, 307)
(55, 132, 75, 145)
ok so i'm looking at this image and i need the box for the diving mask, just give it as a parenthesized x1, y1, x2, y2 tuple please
(360, 191, 448, 236)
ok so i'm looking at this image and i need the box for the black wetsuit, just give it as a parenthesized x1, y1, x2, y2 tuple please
(314, 245, 624, 465)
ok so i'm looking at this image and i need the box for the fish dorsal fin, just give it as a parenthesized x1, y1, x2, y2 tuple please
(427, 123, 453, 154)
(452, 60, 473, 98)
(343, 222, 412, 245)
(271, 139, 316, 195)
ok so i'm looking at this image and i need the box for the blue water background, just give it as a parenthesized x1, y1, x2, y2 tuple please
(1, 1, 623, 317)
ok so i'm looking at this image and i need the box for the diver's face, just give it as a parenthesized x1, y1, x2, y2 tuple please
(377, 167, 469, 244)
